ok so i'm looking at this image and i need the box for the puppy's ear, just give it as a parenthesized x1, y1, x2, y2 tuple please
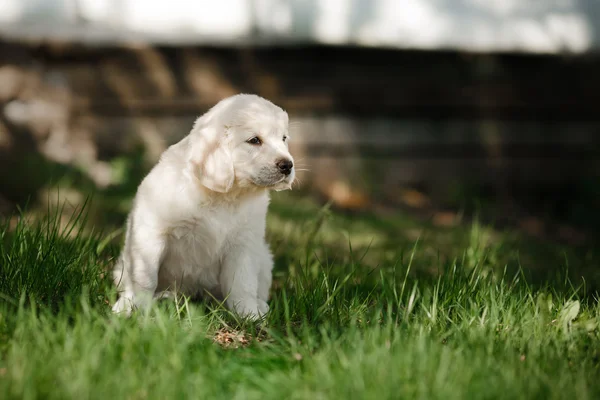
(189, 124, 235, 193)
(197, 143, 234, 193)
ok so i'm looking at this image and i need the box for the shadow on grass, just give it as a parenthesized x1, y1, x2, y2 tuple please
(1, 146, 599, 310)
(0, 201, 116, 313)
(268, 190, 600, 298)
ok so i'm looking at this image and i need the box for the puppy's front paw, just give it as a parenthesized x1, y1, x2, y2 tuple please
(232, 298, 269, 320)
(112, 295, 134, 317)
(257, 299, 270, 315)
(112, 291, 153, 316)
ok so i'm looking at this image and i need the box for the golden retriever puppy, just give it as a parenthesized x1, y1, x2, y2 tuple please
(112, 94, 294, 318)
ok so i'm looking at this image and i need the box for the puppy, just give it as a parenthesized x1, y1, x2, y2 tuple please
(112, 94, 294, 318)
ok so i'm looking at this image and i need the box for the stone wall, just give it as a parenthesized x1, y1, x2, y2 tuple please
(1, 40, 599, 213)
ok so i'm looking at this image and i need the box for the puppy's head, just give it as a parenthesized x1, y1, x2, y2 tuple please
(188, 94, 294, 193)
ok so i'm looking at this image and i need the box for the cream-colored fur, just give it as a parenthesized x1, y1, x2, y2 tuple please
(112, 94, 294, 319)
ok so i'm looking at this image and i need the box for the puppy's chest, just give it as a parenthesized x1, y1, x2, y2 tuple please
(167, 207, 247, 262)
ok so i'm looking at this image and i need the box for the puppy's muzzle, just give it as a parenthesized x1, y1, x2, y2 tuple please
(276, 159, 293, 176)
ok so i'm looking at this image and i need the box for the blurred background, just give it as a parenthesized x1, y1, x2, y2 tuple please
(1, 0, 599, 261)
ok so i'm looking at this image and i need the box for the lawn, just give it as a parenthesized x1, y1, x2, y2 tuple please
(0, 189, 599, 399)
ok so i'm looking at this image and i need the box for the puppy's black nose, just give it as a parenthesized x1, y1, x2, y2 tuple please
(276, 159, 293, 175)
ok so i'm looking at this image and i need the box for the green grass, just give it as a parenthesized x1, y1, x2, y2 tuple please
(1, 192, 599, 400)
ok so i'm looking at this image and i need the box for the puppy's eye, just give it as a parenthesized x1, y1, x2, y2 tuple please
(283, 136, 288, 142)
(247, 137, 262, 145)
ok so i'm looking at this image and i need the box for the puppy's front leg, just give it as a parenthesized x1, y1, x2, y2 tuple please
(113, 222, 166, 316)
(256, 241, 274, 304)
(220, 240, 269, 319)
